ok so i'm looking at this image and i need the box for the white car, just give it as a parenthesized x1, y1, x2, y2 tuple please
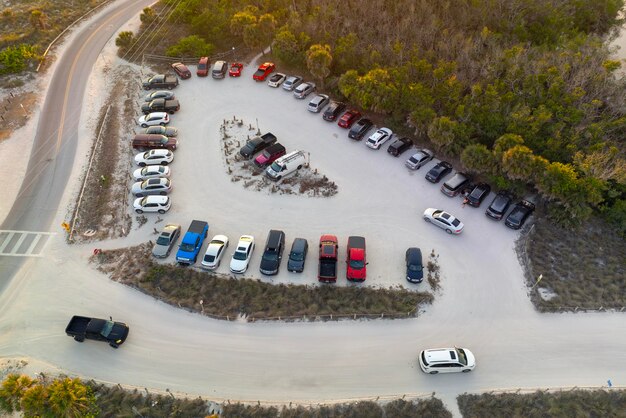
(133, 195, 171, 214)
(229, 235, 255, 273)
(138, 112, 169, 128)
(423, 208, 464, 234)
(134, 149, 174, 167)
(267, 72, 286, 87)
(131, 177, 172, 197)
(365, 127, 393, 150)
(201, 235, 229, 270)
(293, 82, 316, 99)
(307, 94, 330, 113)
(132, 165, 170, 181)
(419, 347, 476, 374)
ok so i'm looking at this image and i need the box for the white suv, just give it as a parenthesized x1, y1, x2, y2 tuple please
(365, 127, 393, 150)
(138, 112, 169, 128)
(133, 196, 171, 214)
(419, 347, 475, 374)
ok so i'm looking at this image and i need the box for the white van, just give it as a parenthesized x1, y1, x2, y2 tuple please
(265, 150, 308, 181)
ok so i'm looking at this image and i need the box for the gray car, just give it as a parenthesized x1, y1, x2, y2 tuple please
(144, 90, 175, 102)
(152, 223, 181, 258)
(293, 82, 316, 99)
(405, 149, 434, 170)
(287, 238, 308, 272)
(131, 177, 172, 197)
(282, 75, 303, 91)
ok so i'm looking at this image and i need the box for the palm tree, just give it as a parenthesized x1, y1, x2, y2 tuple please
(46, 377, 98, 418)
(0, 373, 34, 412)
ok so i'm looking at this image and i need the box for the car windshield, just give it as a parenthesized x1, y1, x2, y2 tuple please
(290, 252, 304, 261)
(180, 243, 195, 252)
(198, 64, 206, 70)
(233, 250, 247, 261)
(156, 236, 170, 245)
(99, 321, 114, 338)
(263, 253, 278, 261)
(349, 260, 365, 269)
(409, 157, 418, 163)
(408, 263, 422, 272)
(269, 162, 281, 172)
(204, 254, 215, 262)
(457, 349, 468, 365)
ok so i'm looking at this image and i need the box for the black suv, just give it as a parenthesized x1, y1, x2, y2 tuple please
(466, 183, 491, 207)
(405, 247, 423, 283)
(387, 137, 413, 157)
(485, 191, 513, 220)
(259, 230, 285, 275)
(323, 101, 346, 121)
(348, 118, 373, 140)
(425, 161, 452, 183)
(287, 238, 308, 272)
(505, 200, 535, 229)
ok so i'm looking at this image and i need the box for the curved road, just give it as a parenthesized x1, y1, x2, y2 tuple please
(0, 0, 154, 288)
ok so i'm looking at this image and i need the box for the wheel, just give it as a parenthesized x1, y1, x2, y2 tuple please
(462, 369, 471, 373)
(74, 336, 84, 342)
(158, 209, 166, 214)
(161, 161, 169, 165)
(160, 191, 167, 195)
(429, 371, 438, 374)
(297, 165, 302, 170)
(136, 193, 143, 197)
(143, 86, 150, 90)
(276, 175, 282, 180)
(135, 209, 143, 214)
(445, 229, 452, 234)
(159, 122, 166, 126)
(424, 217, 430, 223)
(109, 342, 119, 349)
(139, 162, 146, 167)
(167, 86, 173, 90)
(141, 124, 148, 128)
(168, 110, 175, 114)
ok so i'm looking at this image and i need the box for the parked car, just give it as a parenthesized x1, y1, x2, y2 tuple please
(230, 235, 255, 273)
(201, 235, 229, 270)
(387, 137, 413, 157)
(141, 98, 180, 115)
(287, 238, 308, 273)
(131, 134, 177, 151)
(171, 62, 191, 79)
(282, 75, 302, 91)
(239, 132, 277, 159)
(196, 56, 209, 77)
(293, 82, 316, 99)
(138, 112, 169, 128)
(485, 191, 514, 220)
(142, 74, 178, 90)
(405, 247, 424, 283)
(253, 62, 275, 81)
(254, 143, 286, 169)
(211, 60, 228, 79)
(338, 109, 361, 128)
(229, 62, 243, 77)
(323, 101, 346, 121)
(405, 149, 434, 170)
(152, 223, 181, 258)
(133, 195, 171, 214)
(466, 183, 491, 207)
(144, 126, 177, 137)
(348, 118, 373, 140)
(425, 161, 453, 183)
(365, 127, 393, 149)
(318, 235, 338, 283)
(267, 72, 286, 87)
(265, 150, 308, 181)
(134, 149, 174, 166)
(441, 172, 472, 197)
(505, 200, 535, 229)
(423, 208, 464, 234)
(419, 347, 476, 374)
(259, 230, 285, 275)
(308, 94, 330, 112)
(131, 177, 172, 197)
(144, 90, 175, 102)
(176, 220, 209, 265)
(132, 165, 170, 181)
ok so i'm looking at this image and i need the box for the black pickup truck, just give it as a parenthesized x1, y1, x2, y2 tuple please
(239, 132, 277, 159)
(65, 315, 129, 348)
(142, 74, 179, 90)
(141, 99, 180, 115)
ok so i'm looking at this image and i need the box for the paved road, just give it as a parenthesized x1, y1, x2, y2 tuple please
(0, 0, 154, 290)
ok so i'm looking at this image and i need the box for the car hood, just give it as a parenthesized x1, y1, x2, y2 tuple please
(230, 259, 248, 271)
(288, 259, 304, 270)
(407, 268, 423, 282)
(109, 324, 129, 342)
(152, 244, 169, 257)
(260, 258, 278, 271)
(463, 349, 476, 368)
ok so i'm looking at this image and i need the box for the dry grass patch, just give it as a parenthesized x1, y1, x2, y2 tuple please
(92, 244, 434, 321)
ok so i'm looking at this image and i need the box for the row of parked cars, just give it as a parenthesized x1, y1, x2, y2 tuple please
(251, 65, 535, 232)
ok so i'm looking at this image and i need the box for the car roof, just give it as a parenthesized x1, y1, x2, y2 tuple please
(423, 348, 459, 362)
(144, 195, 168, 203)
(406, 247, 422, 262)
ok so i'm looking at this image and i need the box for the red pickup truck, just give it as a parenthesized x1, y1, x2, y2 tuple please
(318, 235, 338, 283)
(346, 236, 367, 282)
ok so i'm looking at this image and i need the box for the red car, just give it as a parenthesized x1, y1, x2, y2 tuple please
(229, 62, 243, 77)
(253, 62, 275, 81)
(171, 62, 191, 79)
(338, 109, 361, 128)
(197, 57, 209, 77)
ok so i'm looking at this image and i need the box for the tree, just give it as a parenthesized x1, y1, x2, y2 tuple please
(29, 9, 47, 30)
(166, 35, 214, 57)
(230, 10, 256, 37)
(115, 31, 134, 54)
(257, 14, 277, 52)
(0, 374, 34, 413)
(501, 145, 546, 182)
(306, 44, 332, 88)
(273, 27, 304, 65)
(461, 144, 497, 174)
(140, 7, 156, 25)
(243, 23, 263, 54)
(427, 116, 470, 155)
(0, 44, 39, 74)
(46, 377, 98, 418)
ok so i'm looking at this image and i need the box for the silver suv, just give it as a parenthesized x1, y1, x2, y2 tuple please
(131, 177, 172, 197)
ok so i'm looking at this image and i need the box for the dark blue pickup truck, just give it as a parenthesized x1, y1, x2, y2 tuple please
(176, 220, 209, 264)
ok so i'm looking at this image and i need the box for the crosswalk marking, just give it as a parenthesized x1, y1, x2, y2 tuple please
(0, 230, 55, 257)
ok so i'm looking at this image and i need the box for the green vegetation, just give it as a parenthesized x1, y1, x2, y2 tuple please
(458, 389, 626, 417)
(93, 243, 433, 320)
(132, 0, 625, 234)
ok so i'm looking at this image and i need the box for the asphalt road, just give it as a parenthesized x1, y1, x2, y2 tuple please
(0, 0, 154, 289)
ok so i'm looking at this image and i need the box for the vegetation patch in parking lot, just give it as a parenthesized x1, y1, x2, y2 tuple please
(91, 244, 433, 321)
(520, 217, 626, 312)
(457, 389, 626, 417)
(220, 117, 338, 197)
(69, 66, 137, 243)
